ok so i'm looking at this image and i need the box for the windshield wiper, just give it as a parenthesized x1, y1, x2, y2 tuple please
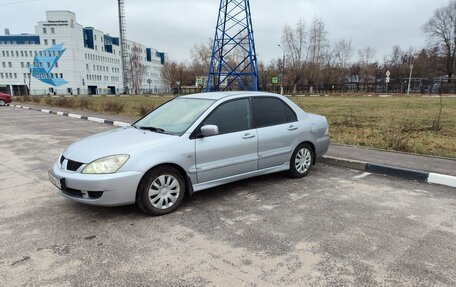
(136, 125, 165, 133)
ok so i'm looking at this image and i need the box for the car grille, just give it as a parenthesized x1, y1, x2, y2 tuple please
(60, 155, 84, 172)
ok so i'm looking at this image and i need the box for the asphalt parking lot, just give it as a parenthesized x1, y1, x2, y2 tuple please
(1, 106, 456, 286)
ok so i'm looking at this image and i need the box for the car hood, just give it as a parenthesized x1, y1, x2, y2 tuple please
(63, 127, 177, 163)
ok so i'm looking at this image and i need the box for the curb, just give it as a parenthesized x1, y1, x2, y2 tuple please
(11, 104, 131, 127)
(321, 156, 456, 189)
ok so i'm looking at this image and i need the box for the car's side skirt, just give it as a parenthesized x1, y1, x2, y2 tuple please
(192, 162, 290, 192)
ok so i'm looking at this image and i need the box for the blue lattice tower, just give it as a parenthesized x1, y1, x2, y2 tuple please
(206, 0, 259, 92)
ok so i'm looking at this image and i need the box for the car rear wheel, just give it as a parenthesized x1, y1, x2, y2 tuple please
(288, 143, 313, 178)
(136, 166, 186, 216)
(0, 100, 5, 106)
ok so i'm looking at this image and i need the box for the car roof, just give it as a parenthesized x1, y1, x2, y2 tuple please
(180, 91, 281, 101)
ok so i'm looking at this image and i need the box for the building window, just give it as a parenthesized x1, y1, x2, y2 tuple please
(55, 62, 58, 68)
(51, 27, 55, 34)
(60, 73, 63, 78)
(52, 39, 56, 45)
(94, 35, 97, 41)
(20, 51, 24, 57)
(47, 62, 51, 68)
(95, 45, 98, 51)
(14, 73, 17, 79)
(0, 73, 3, 79)
(16, 51, 19, 57)
(21, 62, 24, 68)
(8, 62, 12, 68)
(43, 28, 47, 34)
(44, 39, 48, 45)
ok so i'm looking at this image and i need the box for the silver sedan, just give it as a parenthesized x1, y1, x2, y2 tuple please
(49, 92, 330, 215)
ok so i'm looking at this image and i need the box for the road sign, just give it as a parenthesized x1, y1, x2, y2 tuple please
(386, 70, 391, 77)
(386, 76, 390, 83)
(272, 77, 279, 84)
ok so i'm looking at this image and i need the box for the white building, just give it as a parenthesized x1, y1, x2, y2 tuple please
(0, 10, 167, 96)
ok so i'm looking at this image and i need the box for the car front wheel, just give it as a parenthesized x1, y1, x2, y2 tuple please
(0, 100, 6, 106)
(288, 143, 313, 178)
(136, 166, 186, 216)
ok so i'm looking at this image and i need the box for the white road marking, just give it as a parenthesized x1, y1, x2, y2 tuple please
(353, 172, 371, 179)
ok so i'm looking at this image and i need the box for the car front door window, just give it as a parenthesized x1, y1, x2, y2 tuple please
(203, 99, 251, 134)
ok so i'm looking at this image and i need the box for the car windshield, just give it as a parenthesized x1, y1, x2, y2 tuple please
(134, 98, 215, 135)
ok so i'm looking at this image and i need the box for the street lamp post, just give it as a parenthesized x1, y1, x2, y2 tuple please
(278, 44, 285, 95)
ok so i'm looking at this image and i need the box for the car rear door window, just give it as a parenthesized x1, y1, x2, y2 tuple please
(284, 102, 298, 122)
(254, 97, 294, 128)
(203, 99, 251, 135)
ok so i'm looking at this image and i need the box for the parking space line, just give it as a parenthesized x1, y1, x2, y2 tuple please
(353, 172, 371, 179)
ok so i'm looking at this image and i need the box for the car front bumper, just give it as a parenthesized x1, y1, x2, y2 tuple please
(49, 162, 144, 207)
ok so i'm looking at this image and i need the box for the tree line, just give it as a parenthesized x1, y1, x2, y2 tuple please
(162, 0, 456, 94)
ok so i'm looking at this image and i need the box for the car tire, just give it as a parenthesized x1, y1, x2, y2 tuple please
(288, 143, 313, 178)
(0, 100, 5, 107)
(136, 166, 186, 216)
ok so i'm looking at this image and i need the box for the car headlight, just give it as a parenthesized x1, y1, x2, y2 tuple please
(82, 155, 130, 174)
(325, 126, 330, 136)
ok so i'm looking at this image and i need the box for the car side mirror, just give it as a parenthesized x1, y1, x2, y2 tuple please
(200, 125, 219, 137)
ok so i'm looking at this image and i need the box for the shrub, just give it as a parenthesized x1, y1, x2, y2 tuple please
(138, 104, 154, 116)
(45, 97, 54, 106)
(54, 97, 76, 108)
(102, 100, 124, 113)
(31, 96, 41, 103)
(79, 97, 92, 110)
(23, 96, 32, 102)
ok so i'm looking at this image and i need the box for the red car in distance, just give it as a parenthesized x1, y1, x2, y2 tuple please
(0, 92, 12, 106)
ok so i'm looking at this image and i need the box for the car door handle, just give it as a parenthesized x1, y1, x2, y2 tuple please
(242, 133, 256, 139)
(288, 125, 298, 131)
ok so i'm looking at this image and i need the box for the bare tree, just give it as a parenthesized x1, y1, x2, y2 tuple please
(358, 47, 377, 91)
(282, 19, 307, 93)
(161, 60, 180, 89)
(128, 44, 146, 94)
(424, 0, 456, 81)
(190, 38, 213, 77)
(307, 18, 329, 64)
(306, 18, 329, 92)
(333, 39, 353, 69)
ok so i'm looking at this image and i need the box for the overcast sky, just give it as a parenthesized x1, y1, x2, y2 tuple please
(0, 0, 450, 63)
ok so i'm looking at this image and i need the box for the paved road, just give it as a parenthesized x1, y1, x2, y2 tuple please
(1, 106, 456, 286)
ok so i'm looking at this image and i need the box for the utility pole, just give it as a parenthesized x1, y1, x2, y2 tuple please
(118, 0, 129, 94)
(278, 44, 285, 95)
(407, 63, 414, 95)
